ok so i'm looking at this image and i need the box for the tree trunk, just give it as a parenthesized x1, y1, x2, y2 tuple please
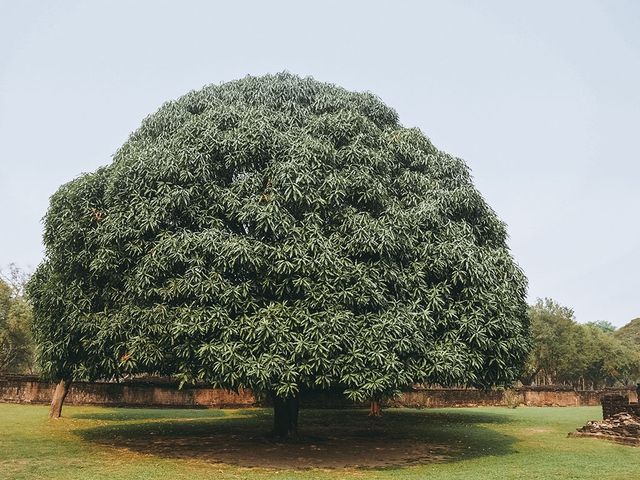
(272, 395, 299, 440)
(369, 399, 382, 417)
(49, 379, 71, 419)
(520, 368, 541, 386)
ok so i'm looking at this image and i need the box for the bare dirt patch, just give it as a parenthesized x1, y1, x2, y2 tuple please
(524, 427, 551, 434)
(123, 428, 456, 469)
(75, 409, 500, 469)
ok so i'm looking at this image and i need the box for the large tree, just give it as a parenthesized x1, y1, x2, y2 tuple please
(28, 73, 529, 434)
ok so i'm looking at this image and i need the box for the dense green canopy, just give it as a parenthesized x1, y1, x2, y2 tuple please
(614, 318, 640, 348)
(0, 277, 34, 373)
(28, 73, 529, 402)
(523, 299, 640, 388)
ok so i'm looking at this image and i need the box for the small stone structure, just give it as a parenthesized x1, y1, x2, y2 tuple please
(570, 392, 640, 446)
(601, 393, 640, 420)
(572, 411, 640, 446)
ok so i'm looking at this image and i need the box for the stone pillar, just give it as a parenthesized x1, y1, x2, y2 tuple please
(601, 394, 628, 420)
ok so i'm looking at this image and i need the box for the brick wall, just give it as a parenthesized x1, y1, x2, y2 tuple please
(0, 375, 256, 408)
(1, 375, 636, 410)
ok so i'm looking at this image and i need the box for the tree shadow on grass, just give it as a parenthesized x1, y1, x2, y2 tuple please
(70, 407, 230, 422)
(75, 408, 515, 469)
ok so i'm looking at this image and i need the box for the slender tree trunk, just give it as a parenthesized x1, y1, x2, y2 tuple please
(369, 399, 382, 417)
(272, 395, 299, 440)
(49, 379, 71, 419)
(520, 368, 541, 386)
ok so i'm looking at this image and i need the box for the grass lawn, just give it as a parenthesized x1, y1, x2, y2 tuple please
(0, 403, 638, 479)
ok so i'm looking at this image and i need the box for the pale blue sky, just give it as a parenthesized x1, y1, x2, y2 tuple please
(1, 1, 638, 325)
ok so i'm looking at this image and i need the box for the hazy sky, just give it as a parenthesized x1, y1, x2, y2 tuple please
(1, 1, 638, 326)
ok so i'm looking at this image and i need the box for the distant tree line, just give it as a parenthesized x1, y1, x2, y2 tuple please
(522, 298, 640, 389)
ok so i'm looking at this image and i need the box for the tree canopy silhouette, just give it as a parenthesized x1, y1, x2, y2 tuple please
(28, 73, 529, 434)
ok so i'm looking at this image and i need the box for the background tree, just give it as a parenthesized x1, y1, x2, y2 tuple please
(585, 320, 616, 333)
(523, 298, 640, 388)
(0, 266, 35, 374)
(614, 318, 640, 347)
(28, 73, 530, 433)
(575, 324, 639, 389)
(521, 299, 579, 385)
